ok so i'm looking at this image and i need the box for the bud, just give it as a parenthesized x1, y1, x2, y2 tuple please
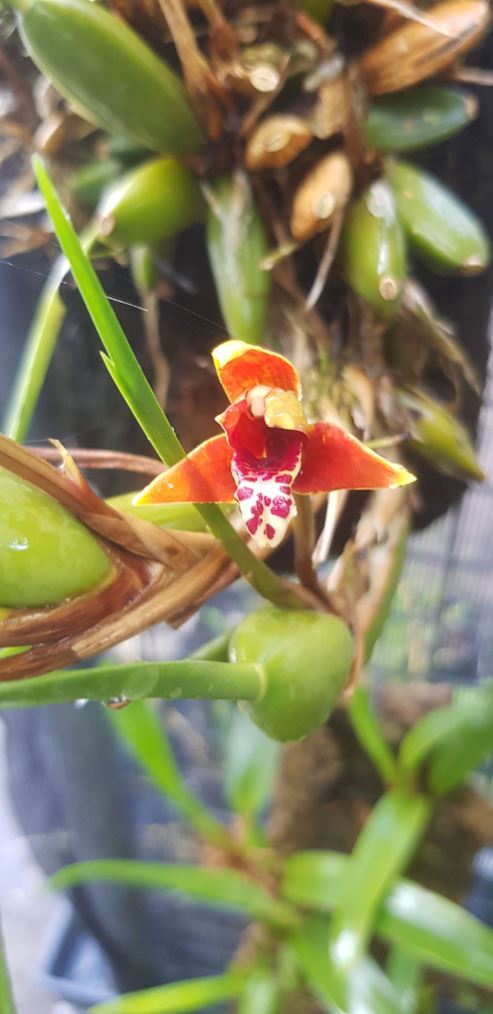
(390, 160, 490, 275)
(230, 607, 353, 742)
(396, 387, 485, 481)
(0, 466, 112, 609)
(206, 172, 271, 344)
(245, 115, 312, 171)
(290, 152, 353, 242)
(97, 157, 204, 247)
(364, 86, 477, 153)
(360, 0, 490, 96)
(342, 179, 407, 318)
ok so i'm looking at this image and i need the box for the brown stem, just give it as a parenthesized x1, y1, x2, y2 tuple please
(293, 494, 327, 601)
(32, 445, 165, 476)
(156, 0, 227, 137)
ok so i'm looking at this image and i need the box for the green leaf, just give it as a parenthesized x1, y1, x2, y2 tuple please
(399, 682, 493, 793)
(236, 968, 281, 1014)
(91, 971, 244, 1014)
(108, 701, 220, 839)
(291, 916, 401, 1014)
(328, 789, 431, 973)
(348, 688, 397, 783)
(3, 224, 100, 442)
(290, 916, 345, 1011)
(283, 851, 493, 989)
(51, 860, 296, 927)
(427, 686, 493, 794)
(386, 946, 422, 1014)
(224, 707, 281, 820)
(380, 878, 493, 987)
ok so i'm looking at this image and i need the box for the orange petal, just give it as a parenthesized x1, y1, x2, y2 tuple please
(134, 436, 235, 505)
(213, 340, 301, 403)
(294, 423, 415, 494)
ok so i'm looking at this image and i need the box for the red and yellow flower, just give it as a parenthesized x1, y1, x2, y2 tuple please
(135, 341, 414, 548)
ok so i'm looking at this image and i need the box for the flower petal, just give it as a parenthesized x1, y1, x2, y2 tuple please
(213, 340, 301, 403)
(294, 423, 415, 494)
(231, 434, 304, 549)
(134, 436, 235, 505)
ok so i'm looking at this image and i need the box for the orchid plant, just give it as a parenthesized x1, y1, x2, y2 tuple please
(136, 339, 414, 549)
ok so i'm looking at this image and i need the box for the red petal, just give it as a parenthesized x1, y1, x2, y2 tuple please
(213, 340, 301, 403)
(294, 423, 416, 494)
(134, 436, 235, 504)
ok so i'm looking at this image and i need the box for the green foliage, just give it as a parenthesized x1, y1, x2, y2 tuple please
(52, 860, 296, 928)
(283, 851, 493, 989)
(108, 700, 221, 839)
(348, 688, 397, 783)
(399, 680, 493, 793)
(328, 789, 431, 973)
(13, 0, 202, 154)
(224, 708, 281, 823)
(237, 967, 281, 1014)
(91, 972, 244, 1014)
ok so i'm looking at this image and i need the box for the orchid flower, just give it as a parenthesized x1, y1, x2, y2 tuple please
(135, 341, 415, 549)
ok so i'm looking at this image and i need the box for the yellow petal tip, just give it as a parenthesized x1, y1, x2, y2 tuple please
(392, 466, 417, 488)
(212, 339, 251, 371)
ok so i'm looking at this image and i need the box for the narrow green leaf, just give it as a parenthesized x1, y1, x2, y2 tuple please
(224, 708, 281, 820)
(290, 916, 345, 1011)
(283, 851, 493, 989)
(329, 789, 431, 972)
(427, 687, 493, 794)
(291, 916, 401, 1014)
(380, 880, 493, 988)
(51, 860, 296, 927)
(108, 701, 221, 839)
(386, 946, 422, 1014)
(0, 659, 263, 710)
(399, 681, 493, 793)
(347, 958, 402, 1014)
(3, 255, 67, 442)
(238, 968, 281, 1014)
(91, 972, 244, 1014)
(348, 688, 397, 784)
(399, 702, 466, 774)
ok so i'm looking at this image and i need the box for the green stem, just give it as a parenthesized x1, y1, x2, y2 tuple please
(0, 659, 264, 709)
(4, 224, 99, 443)
(0, 919, 16, 1014)
(33, 156, 306, 611)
